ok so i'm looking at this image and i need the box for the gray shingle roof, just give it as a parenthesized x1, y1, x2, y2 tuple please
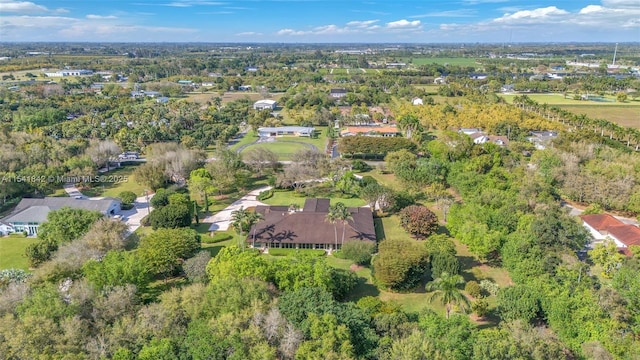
(2, 197, 120, 224)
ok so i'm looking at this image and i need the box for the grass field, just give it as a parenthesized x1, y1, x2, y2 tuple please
(499, 93, 640, 129)
(80, 165, 147, 198)
(411, 57, 480, 67)
(241, 141, 308, 160)
(0, 235, 38, 270)
(554, 105, 640, 129)
(186, 92, 284, 106)
(262, 190, 366, 208)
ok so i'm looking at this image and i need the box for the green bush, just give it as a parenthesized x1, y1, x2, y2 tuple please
(121, 203, 134, 210)
(339, 240, 376, 265)
(118, 191, 137, 205)
(351, 159, 372, 172)
(202, 233, 233, 244)
(269, 248, 326, 257)
(465, 280, 482, 298)
(257, 189, 274, 201)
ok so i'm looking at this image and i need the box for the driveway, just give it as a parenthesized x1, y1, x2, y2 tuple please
(203, 186, 272, 232)
(63, 182, 153, 233)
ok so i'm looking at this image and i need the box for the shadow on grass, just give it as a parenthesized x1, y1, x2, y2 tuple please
(345, 276, 380, 302)
(203, 244, 226, 257)
(374, 218, 386, 241)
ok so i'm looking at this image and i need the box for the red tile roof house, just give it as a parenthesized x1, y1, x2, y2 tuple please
(580, 213, 640, 256)
(246, 198, 376, 253)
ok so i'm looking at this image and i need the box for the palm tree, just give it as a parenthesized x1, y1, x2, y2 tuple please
(425, 272, 470, 319)
(325, 207, 339, 251)
(333, 202, 353, 247)
(231, 207, 262, 248)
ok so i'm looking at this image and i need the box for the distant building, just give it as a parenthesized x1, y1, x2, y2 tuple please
(469, 133, 509, 146)
(411, 97, 423, 106)
(528, 130, 558, 150)
(44, 69, 93, 77)
(177, 80, 192, 85)
(458, 128, 483, 136)
(1, 197, 121, 235)
(253, 99, 277, 111)
(386, 62, 406, 68)
(341, 126, 399, 137)
(257, 126, 315, 137)
(330, 88, 347, 98)
(131, 90, 161, 98)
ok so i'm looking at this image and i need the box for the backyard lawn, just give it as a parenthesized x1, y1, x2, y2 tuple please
(0, 235, 38, 270)
(80, 165, 147, 198)
(240, 142, 308, 160)
(262, 190, 366, 208)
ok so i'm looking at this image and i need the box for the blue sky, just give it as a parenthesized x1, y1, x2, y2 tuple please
(0, 0, 638, 42)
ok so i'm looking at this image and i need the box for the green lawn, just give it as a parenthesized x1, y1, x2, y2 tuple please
(241, 142, 308, 160)
(0, 235, 38, 270)
(262, 190, 365, 208)
(80, 166, 147, 198)
(229, 130, 259, 152)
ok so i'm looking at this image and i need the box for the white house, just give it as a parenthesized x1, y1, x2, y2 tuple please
(253, 99, 277, 111)
(330, 88, 347, 98)
(580, 213, 640, 254)
(0, 197, 121, 236)
(458, 128, 483, 136)
(257, 126, 314, 137)
(412, 97, 423, 106)
(0, 221, 14, 236)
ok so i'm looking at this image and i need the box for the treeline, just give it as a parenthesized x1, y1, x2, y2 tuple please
(338, 137, 416, 159)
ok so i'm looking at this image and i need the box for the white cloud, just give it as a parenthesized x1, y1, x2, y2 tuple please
(276, 28, 308, 36)
(386, 19, 421, 29)
(0, 0, 67, 14)
(346, 19, 378, 27)
(86, 14, 118, 20)
(495, 6, 568, 23)
(236, 31, 262, 36)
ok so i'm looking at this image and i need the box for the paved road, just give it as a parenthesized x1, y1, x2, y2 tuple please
(202, 186, 271, 232)
(564, 202, 639, 226)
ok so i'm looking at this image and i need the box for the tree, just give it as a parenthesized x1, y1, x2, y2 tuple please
(430, 252, 460, 279)
(496, 285, 541, 323)
(183, 251, 211, 283)
(399, 205, 439, 238)
(134, 163, 167, 191)
(373, 238, 430, 291)
(149, 203, 192, 229)
(616, 91, 627, 103)
(188, 168, 215, 211)
(244, 147, 279, 176)
(83, 250, 150, 291)
(589, 241, 625, 278)
(230, 207, 262, 247)
(86, 140, 121, 171)
(137, 228, 200, 277)
(425, 272, 469, 319)
(384, 149, 416, 173)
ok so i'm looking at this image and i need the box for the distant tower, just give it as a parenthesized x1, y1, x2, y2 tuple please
(612, 43, 618, 66)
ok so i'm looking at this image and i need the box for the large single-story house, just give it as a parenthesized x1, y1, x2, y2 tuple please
(469, 133, 509, 146)
(247, 198, 376, 251)
(330, 88, 347, 98)
(580, 213, 640, 256)
(257, 126, 314, 137)
(0, 197, 121, 236)
(253, 99, 277, 111)
(340, 126, 399, 137)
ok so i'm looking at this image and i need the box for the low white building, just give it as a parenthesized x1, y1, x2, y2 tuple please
(581, 213, 640, 255)
(258, 126, 314, 137)
(253, 99, 277, 111)
(411, 97, 423, 106)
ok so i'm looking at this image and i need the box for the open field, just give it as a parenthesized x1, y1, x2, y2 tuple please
(499, 93, 640, 128)
(240, 141, 308, 160)
(186, 92, 283, 106)
(263, 190, 365, 208)
(0, 235, 38, 270)
(554, 105, 640, 129)
(80, 165, 146, 198)
(411, 57, 480, 67)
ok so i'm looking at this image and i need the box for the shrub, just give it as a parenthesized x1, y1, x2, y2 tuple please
(202, 233, 233, 244)
(399, 205, 439, 238)
(431, 252, 460, 279)
(465, 280, 482, 298)
(351, 159, 372, 172)
(480, 279, 499, 296)
(118, 191, 137, 205)
(183, 251, 211, 283)
(472, 298, 489, 317)
(373, 238, 430, 291)
(340, 240, 376, 265)
(269, 248, 326, 257)
(257, 189, 274, 201)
